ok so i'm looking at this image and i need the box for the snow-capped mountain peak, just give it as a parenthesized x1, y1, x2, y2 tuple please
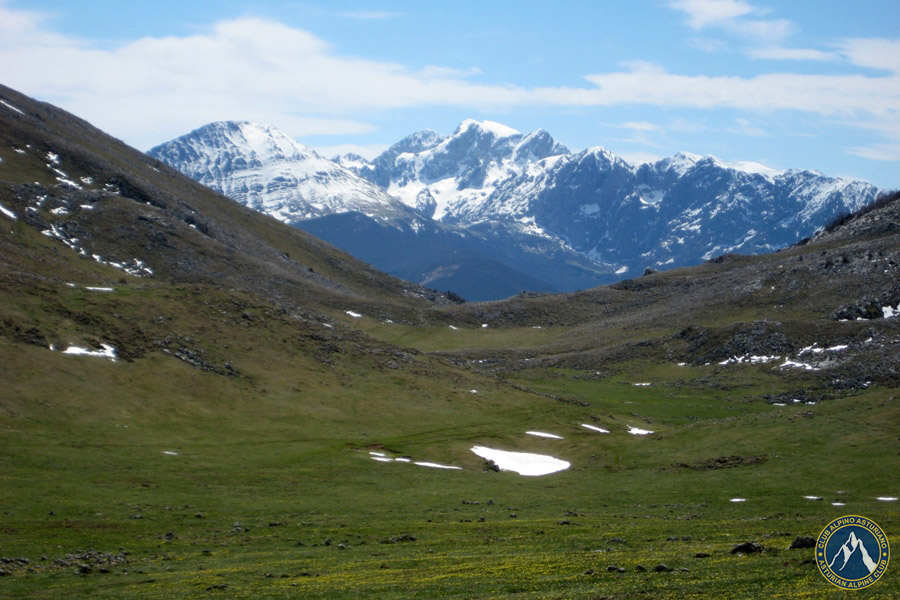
(148, 121, 410, 224)
(455, 119, 520, 138)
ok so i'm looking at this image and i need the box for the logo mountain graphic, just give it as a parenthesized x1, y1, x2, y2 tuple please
(828, 531, 878, 575)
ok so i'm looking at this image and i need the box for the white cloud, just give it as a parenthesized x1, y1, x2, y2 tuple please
(578, 63, 899, 119)
(0, 3, 896, 165)
(749, 47, 837, 62)
(621, 121, 659, 131)
(669, 0, 755, 29)
(847, 143, 900, 162)
(418, 65, 484, 78)
(839, 38, 900, 73)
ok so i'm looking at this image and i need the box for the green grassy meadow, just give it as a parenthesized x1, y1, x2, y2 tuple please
(2, 307, 898, 598)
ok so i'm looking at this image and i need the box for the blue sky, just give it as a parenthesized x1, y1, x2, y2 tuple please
(1, 0, 897, 188)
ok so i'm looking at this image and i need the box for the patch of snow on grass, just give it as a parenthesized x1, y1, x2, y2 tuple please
(627, 425, 654, 435)
(471, 446, 570, 476)
(448, 325, 459, 330)
(832, 502, 846, 506)
(526, 431, 564, 439)
(162, 451, 178, 456)
(581, 424, 610, 433)
(370, 456, 393, 463)
(720, 355, 780, 365)
(481, 323, 489, 328)
(63, 344, 117, 361)
(730, 498, 746, 502)
(85, 286, 114, 292)
(345, 310, 362, 318)
(876, 497, 898, 502)
(803, 496, 823, 500)
(780, 359, 819, 371)
(772, 403, 787, 407)
(633, 382, 651, 386)
(0, 203, 16, 220)
(413, 461, 462, 470)
(884, 306, 897, 319)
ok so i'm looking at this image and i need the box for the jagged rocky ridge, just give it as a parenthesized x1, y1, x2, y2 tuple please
(151, 119, 881, 300)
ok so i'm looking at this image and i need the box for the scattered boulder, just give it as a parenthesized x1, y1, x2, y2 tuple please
(789, 536, 816, 550)
(635, 564, 646, 572)
(380, 534, 416, 544)
(731, 542, 764, 554)
(694, 552, 710, 558)
(653, 564, 672, 572)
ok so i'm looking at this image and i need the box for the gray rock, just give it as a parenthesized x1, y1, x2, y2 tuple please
(789, 536, 815, 550)
(731, 542, 764, 554)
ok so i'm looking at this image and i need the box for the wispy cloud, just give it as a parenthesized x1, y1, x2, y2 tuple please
(838, 38, 900, 73)
(847, 143, 900, 162)
(620, 121, 659, 132)
(748, 47, 837, 62)
(337, 10, 405, 21)
(669, 0, 756, 29)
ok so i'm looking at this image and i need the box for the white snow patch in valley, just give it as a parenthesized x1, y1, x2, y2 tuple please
(0, 203, 16, 220)
(471, 446, 570, 476)
(772, 403, 787, 407)
(162, 451, 178, 456)
(63, 344, 117, 361)
(481, 323, 489, 328)
(370, 456, 393, 463)
(345, 310, 362, 318)
(832, 502, 846, 506)
(0, 99, 25, 115)
(469, 389, 478, 394)
(448, 325, 459, 330)
(80, 204, 95, 210)
(884, 306, 897, 319)
(876, 497, 898, 502)
(627, 425, 654, 435)
(368, 451, 387, 457)
(394, 458, 411, 463)
(633, 382, 651, 386)
(85, 286, 114, 292)
(730, 498, 746, 502)
(803, 496, 823, 500)
(581, 424, 610, 433)
(526, 431, 564, 439)
(414, 461, 462, 470)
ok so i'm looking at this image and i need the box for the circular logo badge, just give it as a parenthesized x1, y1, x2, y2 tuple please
(817, 515, 890, 589)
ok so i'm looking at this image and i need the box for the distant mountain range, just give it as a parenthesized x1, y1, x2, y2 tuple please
(150, 120, 880, 300)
